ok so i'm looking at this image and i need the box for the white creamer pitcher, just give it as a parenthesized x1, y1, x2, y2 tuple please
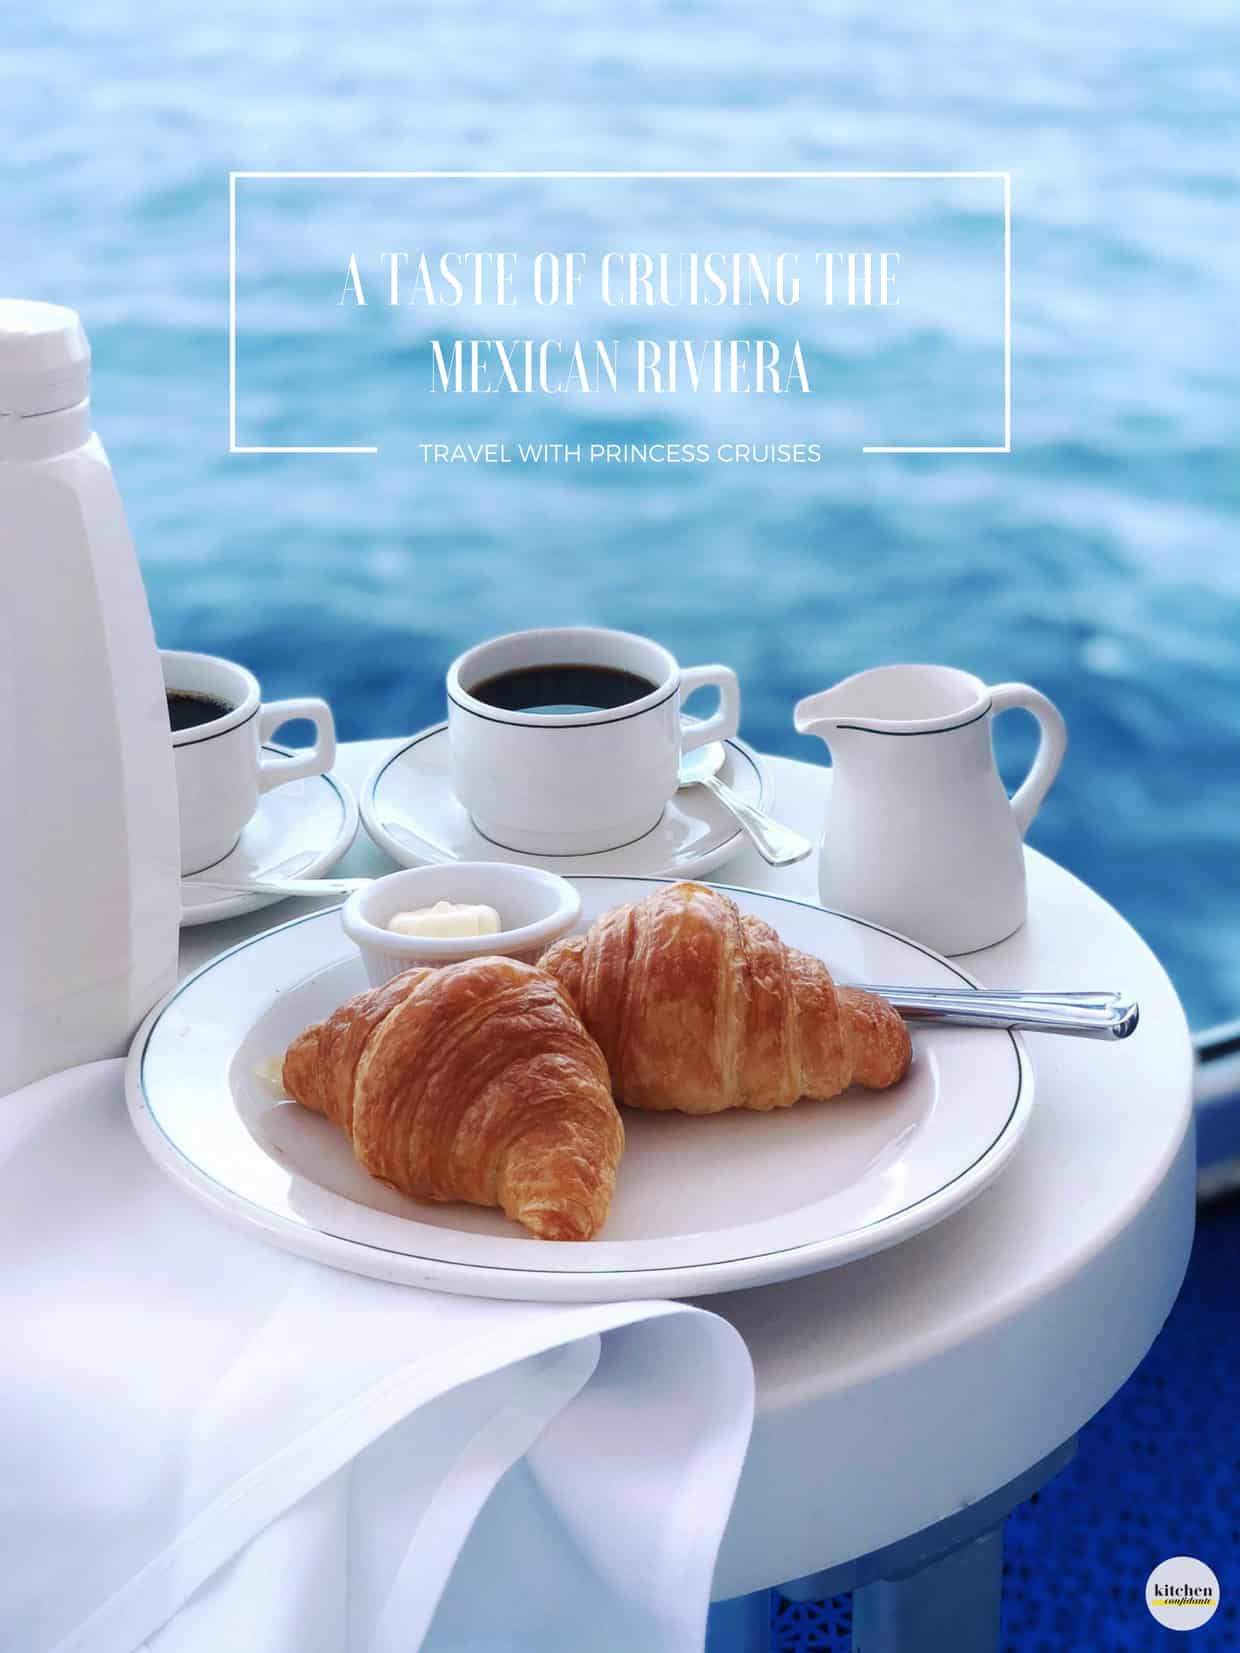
(794, 664, 1067, 954)
(0, 300, 181, 1091)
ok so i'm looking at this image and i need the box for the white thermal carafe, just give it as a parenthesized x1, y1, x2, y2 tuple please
(0, 299, 180, 1092)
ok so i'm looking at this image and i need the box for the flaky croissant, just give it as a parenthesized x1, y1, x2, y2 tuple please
(282, 956, 624, 1240)
(540, 881, 912, 1114)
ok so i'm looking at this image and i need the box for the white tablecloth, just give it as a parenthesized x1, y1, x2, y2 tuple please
(2, 1063, 754, 1653)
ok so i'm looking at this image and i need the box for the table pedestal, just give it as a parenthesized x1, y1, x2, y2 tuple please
(706, 1591, 773, 1652)
(706, 1438, 1076, 1653)
(849, 1527, 1003, 1653)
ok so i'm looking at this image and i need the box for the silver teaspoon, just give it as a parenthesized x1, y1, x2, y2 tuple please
(846, 986, 1140, 1040)
(678, 743, 814, 867)
(184, 874, 373, 898)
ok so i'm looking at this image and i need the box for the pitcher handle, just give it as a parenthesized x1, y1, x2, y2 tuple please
(988, 682, 1067, 837)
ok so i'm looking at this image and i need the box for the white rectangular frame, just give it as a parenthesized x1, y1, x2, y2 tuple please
(229, 170, 1011, 456)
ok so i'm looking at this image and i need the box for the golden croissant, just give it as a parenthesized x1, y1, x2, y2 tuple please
(282, 955, 624, 1240)
(540, 881, 912, 1114)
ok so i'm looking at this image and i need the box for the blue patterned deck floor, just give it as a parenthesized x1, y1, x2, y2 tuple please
(771, 1196, 1240, 1651)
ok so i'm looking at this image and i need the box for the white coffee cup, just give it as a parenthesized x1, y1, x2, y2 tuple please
(446, 627, 741, 855)
(162, 650, 337, 875)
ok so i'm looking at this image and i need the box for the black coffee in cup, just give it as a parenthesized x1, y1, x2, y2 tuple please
(448, 626, 740, 855)
(470, 663, 657, 716)
(166, 689, 233, 732)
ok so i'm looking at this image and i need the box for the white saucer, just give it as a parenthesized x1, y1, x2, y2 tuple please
(361, 723, 774, 878)
(180, 746, 359, 927)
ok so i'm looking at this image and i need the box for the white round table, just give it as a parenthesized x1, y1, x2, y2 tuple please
(181, 742, 1196, 1653)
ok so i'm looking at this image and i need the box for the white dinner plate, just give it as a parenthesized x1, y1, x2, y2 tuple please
(127, 877, 1033, 1302)
(361, 722, 773, 880)
(180, 747, 358, 927)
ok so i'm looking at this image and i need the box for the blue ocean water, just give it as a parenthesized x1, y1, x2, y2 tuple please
(3, 1, 1238, 1025)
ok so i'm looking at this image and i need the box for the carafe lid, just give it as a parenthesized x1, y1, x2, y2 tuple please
(0, 299, 91, 417)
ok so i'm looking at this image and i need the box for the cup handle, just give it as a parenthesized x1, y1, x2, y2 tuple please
(257, 698, 337, 792)
(678, 665, 741, 753)
(988, 682, 1067, 837)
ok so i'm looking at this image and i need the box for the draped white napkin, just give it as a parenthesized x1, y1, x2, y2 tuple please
(1, 1062, 754, 1653)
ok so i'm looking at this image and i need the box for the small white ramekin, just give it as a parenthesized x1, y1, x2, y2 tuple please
(341, 861, 581, 986)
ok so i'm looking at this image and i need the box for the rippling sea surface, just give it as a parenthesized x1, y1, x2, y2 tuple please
(3, 1, 1238, 1024)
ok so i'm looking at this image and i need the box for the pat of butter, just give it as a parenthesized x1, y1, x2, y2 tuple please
(387, 899, 502, 939)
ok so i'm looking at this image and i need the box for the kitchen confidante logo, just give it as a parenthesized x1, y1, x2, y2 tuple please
(1146, 1556, 1220, 1631)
